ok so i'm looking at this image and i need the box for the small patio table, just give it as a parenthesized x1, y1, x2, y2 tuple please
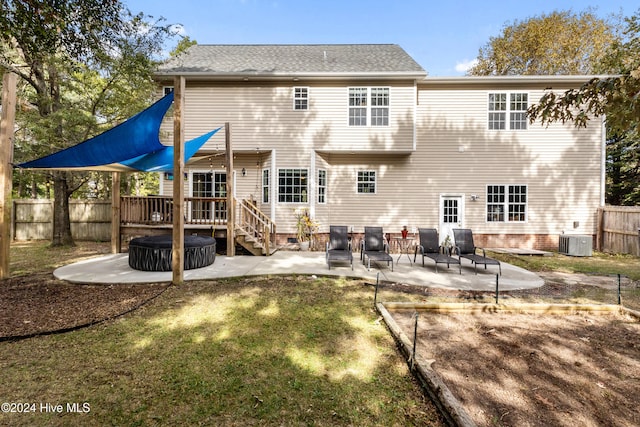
(393, 237, 414, 265)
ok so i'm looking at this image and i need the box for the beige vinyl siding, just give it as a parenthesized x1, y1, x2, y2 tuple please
(415, 83, 603, 236)
(317, 153, 429, 233)
(157, 79, 603, 241)
(161, 80, 415, 153)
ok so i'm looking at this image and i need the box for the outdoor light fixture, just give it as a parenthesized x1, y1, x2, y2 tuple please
(242, 168, 246, 176)
(470, 194, 480, 201)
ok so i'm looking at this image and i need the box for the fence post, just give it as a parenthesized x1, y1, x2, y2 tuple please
(411, 312, 419, 370)
(373, 272, 379, 306)
(495, 274, 499, 304)
(617, 274, 622, 306)
(595, 207, 604, 252)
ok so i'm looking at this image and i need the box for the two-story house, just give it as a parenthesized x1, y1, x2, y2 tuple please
(153, 44, 604, 252)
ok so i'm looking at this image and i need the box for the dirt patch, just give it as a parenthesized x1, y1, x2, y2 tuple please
(390, 309, 640, 427)
(0, 273, 169, 339)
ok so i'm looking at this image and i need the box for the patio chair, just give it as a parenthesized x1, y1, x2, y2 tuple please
(326, 225, 353, 270)
(452, 229, 501, 275)
(413, 228, 461, 274)
(361, 226, 393, 271)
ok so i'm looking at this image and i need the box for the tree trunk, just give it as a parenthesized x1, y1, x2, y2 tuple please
(51, 170, 74, 247)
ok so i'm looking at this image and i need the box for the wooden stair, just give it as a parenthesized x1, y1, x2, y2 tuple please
(235, 227, 278, 256)
(234, 198, 278, 256)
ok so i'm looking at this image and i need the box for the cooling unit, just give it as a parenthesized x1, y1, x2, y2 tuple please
(558, 235, 593, 257)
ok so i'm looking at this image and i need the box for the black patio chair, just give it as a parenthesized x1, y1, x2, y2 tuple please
(413, 228, 461, 274)
(452, 228, 501, 275)
(326, 225, 353, 270)
(361, 226, 393, 271)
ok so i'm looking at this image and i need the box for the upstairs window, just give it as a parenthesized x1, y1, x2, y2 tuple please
(371, 88, 389, 126)
(293, 87, 308, 110)
(488, 92, 528, 130)
(349, 87, 368, 126)
(349, 87, 389, 126)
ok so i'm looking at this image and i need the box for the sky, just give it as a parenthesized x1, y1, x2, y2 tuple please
(124, 0, 637, 76)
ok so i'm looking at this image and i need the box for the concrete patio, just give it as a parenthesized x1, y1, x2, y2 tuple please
(54, 250, 543, 291)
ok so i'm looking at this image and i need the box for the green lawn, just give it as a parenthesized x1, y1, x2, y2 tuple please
(489, 250, 640, 281)
(1, 257, 442, 426)
(4, 241, 639, 426)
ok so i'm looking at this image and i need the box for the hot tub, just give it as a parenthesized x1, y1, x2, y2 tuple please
(128, 235, 216, 271)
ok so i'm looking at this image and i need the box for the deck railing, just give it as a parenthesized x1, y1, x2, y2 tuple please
(121, 196, 228, 225)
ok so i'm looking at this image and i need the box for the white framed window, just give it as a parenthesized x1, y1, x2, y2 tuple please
(262, 169, 270, 203)
(488, 92, 528, 130)
(293, 87, 309, 110)
(163, 86, 173, 96)
(487, 184, 527, 222)
(349, 87, 367, 126)
(317, 169, 327, 204)
(357, 170, 376, 194)
(509, 93, 528, 130)
(370, 87, 389, 126)
(278, 168, 308, 203)
(348, 87, 389, 127)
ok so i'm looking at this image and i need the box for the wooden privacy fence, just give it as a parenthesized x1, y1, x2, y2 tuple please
(13, 199, 111, 241)
(596, 206, 640, 256)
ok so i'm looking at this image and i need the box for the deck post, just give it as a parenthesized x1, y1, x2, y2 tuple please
(172, 76, 186, 284)
(111, 172, 121, 253)
(0, 72, 17, 279)
(225, 122, 235, 256)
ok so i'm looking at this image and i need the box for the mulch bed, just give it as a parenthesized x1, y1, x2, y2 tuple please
(0, 273, 169, 340)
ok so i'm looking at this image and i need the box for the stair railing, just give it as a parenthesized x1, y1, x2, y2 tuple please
(236, 198, 277, 254)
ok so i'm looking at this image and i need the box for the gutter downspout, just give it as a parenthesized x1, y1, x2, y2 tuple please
(600, 116, 606, 206)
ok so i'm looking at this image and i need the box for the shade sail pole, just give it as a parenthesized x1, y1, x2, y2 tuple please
(172, 76, 185, 284)
(111, 172, 121, 254)
(0, 72, 17, 279)
(225, 122, 235, 256)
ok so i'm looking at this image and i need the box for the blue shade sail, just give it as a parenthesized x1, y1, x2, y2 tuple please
(120, 128, 221, 172)
(18, 92, 174, 169)
(16, 92, 221, 172)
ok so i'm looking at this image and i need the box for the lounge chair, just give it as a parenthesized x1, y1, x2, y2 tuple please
(413, 228, 461, 274)
(326, 225, 353, 270)
(452, 228, 501, 275)
(361, 226, 393, 271)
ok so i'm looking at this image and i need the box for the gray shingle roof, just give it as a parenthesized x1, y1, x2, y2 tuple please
(157, 44, 425, 77)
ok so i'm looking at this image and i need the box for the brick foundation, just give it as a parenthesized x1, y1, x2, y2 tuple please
(276, 233, 579, 252)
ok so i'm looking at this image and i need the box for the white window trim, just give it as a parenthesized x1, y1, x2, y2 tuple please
(356, 169, 377, 194)
(487, 91, 529, 131)
(293, 86, 309, 111)
(485, 184, 528, 223)
(163, 86, 174, 96)
(277, 168, 309, 204)
(347, 87, 390, 127)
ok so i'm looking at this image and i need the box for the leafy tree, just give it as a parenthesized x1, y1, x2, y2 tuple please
(468, 10, 617, 76)
(528, 11, 640, 205)
(0, 0, 176, 245)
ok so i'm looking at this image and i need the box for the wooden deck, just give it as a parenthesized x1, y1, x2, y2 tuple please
(119, 196, 277, 256)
